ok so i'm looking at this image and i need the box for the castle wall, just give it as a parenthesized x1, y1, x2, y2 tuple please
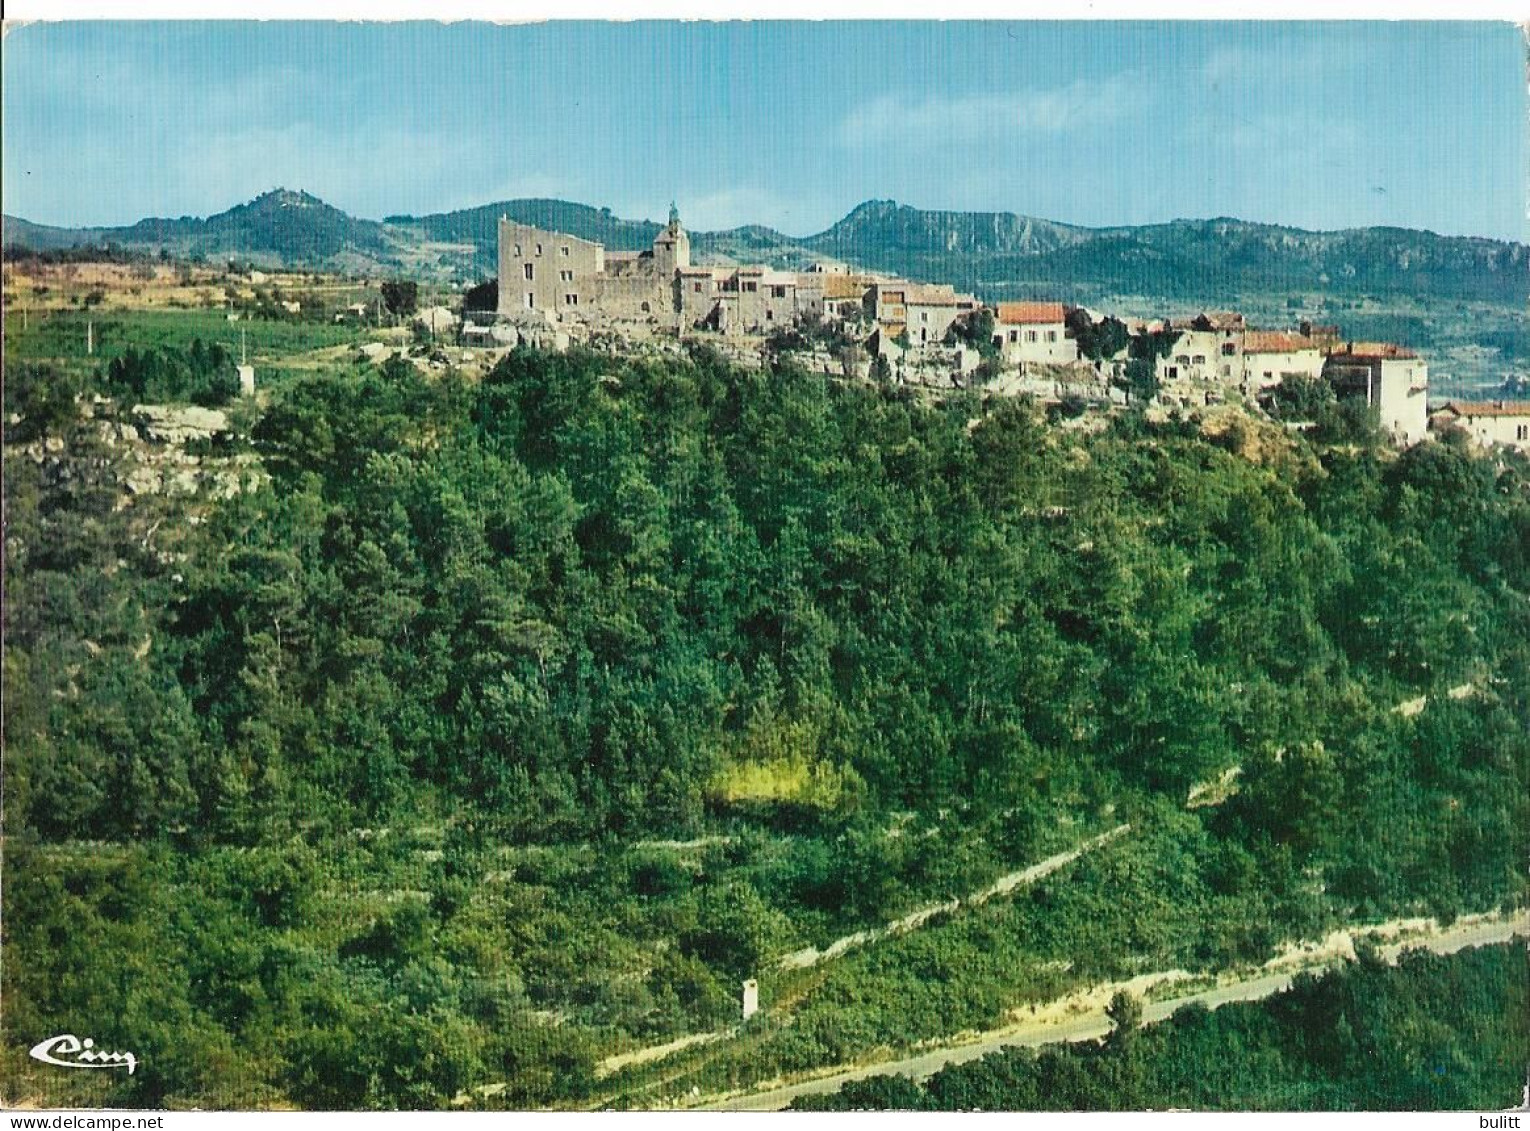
(498, 221, 604, 318)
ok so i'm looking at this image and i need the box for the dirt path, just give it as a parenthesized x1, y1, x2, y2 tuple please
(587, 825, 1134, 1087)
(706, 910, 1528, 1111)
(778, 824, 1131, 971)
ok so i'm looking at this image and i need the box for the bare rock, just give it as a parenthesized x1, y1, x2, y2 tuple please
(131, 404, 229, 445)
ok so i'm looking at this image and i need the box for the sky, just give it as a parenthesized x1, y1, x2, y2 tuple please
(3, 21, 1527, 241)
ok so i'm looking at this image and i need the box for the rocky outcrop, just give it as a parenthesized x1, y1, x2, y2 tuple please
(130, 404, 230, 445)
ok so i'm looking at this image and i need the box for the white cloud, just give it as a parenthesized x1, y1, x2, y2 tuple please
(839, 76, 1138, 150)
(1201, 41, 1332, 88)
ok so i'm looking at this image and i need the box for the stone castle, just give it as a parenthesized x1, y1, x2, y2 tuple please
(492, 206, 1432, 447)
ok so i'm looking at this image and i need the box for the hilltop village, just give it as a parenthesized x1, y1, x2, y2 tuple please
(478, 207, 1459, 448)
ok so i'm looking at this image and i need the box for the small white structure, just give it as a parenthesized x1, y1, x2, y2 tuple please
(741, 979, 759, 1021)
(236, 365, 256, 397)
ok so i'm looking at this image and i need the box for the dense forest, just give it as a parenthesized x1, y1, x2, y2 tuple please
(3, 342, 1527, 1108)
(792, 942, 1529, 1111)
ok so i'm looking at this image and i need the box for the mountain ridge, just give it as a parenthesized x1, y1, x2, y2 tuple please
(5, 189, 1526, 308)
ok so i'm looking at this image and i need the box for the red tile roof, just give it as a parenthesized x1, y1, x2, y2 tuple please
(1435, 400, 1530, 418)
(1243, 331, 1321, 354)
(996, 301, 1066, 325)
(1329, 341, 1418, 360)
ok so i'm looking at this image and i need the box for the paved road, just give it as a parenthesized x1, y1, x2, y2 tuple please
(711, 913, 1528, 1111)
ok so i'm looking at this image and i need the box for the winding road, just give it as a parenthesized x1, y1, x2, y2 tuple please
(708, 912, 1528, 1111)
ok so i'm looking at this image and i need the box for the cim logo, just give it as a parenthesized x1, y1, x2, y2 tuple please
(29, 1034, 137, 1075)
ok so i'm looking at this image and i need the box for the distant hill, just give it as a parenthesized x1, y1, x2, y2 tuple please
(798, 201, 1528, 307)
(5, 191, 1526, 312)
(388, 199, 662, 256)
(2, 190, 398, 267)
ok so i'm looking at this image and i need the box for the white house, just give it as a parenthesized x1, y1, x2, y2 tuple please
(1429, 400, 1530, 451)
(994, 301, 1077, 365)
(1323, 342, 1430, 445)
(1241, 330, 1326, 393)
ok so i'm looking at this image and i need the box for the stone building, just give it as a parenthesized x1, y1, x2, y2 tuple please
(497, 205, 843, 336)
(1428, 400, 1530, 451)
(1322, 342, 1430, 445)
(1241, 330, 1326, 393)
(497, 204, 692, 328)
(497, 225, 606, 318)
(865, 280, 980, 346)
(1158, 312, 1246, 395)
(819, 274, 874, 327)
(993, 301, 1078, 365)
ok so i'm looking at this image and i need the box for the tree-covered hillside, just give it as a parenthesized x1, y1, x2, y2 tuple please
(4, 345, 1527, 1108)
(388, 200, 663, 257)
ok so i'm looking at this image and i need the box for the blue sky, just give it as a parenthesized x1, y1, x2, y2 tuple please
(3, 21, 1526, 241)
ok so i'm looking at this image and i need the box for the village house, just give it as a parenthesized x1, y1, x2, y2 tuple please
(1322, 341, 1430, 445)
(819, 273, 874, 327)
(1158, 311, 1246, 396)
(903, 283, 980, 346)
(865, 280, 980, 346)
(993, 301, 1078, 366)
(1428, 400, 1530, 452)
(1241, 330, 1326, 393)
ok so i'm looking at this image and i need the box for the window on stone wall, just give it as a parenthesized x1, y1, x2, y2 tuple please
(1222, 342, 1236, 356)
(1027, 330, 1038, 343)
(514, 244, 522, 256)
(561, 270, 573, 282)
(1519, 424, 1528, 441)
(524, 263, 534, 281)
(1047, 330, 1057, 342)
(1009, 330, 1018, 343)
(565, 294, 578, 306)
(1192, 355, 1206, 365)
(561, 246, 570, 256)
(536, 243, 543, 256)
